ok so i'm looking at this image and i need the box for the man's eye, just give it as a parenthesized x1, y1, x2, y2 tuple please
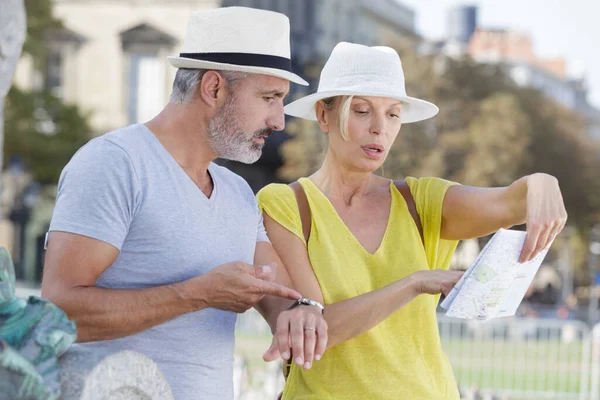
(264, 97, 275, 102)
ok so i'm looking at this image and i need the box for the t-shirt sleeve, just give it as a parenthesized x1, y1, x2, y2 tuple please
(256, 183, 306, 246)
(405, 176, 460, 270)
(255, 204, 270, 243)
(49, 137, 141, 251)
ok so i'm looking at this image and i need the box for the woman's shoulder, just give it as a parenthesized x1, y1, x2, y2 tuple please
(404, 176, 458, 197)
(256, 182, 298, 209)
(257, 182, 306, 243)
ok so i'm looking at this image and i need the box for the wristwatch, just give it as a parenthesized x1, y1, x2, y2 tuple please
(289, 298, 325, 314)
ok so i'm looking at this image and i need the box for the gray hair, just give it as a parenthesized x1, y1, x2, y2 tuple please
(170, 68, 249, 104)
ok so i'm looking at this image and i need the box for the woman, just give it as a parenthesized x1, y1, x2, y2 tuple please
(257, 42, 566, 399)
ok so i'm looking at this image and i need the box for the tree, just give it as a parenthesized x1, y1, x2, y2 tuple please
(459, 92, 531, 187)
(2, 0, 91, 185)
(278, 41, 600, 234)
(21, 0, 62, 57)
(515, 88, 600, 228)
(4, 86, 91, 184)
(0, 0, 27, 174)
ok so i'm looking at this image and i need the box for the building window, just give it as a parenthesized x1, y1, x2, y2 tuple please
(46, 50, 63, 97)
(127, 53, 166, 125)
(120, 23, 176, 125)
(43, 27, 86, 98)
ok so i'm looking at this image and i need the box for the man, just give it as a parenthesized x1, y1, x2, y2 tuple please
(41, 7, 327, 399)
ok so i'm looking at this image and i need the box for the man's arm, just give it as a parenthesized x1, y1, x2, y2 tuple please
(42, 232, 301, 342)
(253, 242, 296, 327)
(42, 232, 198, 342)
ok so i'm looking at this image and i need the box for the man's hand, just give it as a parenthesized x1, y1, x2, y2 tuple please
(263, 305, 328, 370)
(191, 261, 302, 313)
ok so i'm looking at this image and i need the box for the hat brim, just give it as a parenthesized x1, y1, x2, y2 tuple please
(284, 90, 439, 123)
(167, 56, 308, 86)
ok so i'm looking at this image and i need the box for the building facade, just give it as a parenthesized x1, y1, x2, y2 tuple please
(13, 0, 219, 134)
(467, 27, 600, 137)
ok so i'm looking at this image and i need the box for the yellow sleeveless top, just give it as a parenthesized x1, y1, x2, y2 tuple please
(257, 177, 460, 400)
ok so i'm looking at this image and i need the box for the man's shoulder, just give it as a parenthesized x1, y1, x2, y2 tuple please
(102, 124, 150, 153)
(61, 126, 148, 184)
(71, 124, 145, 159)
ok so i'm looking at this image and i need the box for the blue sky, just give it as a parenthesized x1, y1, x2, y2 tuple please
(399, 0, 600, 108)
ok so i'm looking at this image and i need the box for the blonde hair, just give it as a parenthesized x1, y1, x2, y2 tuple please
(319, 95, 354, 140)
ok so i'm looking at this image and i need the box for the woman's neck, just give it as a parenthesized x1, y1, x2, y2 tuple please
(310, 151, 378, 206)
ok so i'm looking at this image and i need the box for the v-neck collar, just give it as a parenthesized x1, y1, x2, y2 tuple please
(142, 124, 218, 204)
(300, 178, 395, 257)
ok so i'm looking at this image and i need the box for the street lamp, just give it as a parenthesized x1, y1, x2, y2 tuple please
(587, 224, 600, 325)
(559, 225, 576, 304)
(6, 154, 25, 278)
(6, 155, 40, 281)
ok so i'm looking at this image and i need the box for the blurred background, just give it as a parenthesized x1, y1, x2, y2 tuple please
(2, 0, 600, 399)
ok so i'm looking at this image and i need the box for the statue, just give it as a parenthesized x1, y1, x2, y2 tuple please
(0, 247, 77, 400)
(0, 0, 26, 169)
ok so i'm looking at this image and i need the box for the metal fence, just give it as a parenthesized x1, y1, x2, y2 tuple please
(234, 311, 600, 400)
(438, 316, 590, 400)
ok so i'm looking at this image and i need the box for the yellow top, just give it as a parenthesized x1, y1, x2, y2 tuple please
(257, 177, 460, 400)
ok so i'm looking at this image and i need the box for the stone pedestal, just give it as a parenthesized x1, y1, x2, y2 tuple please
(59, 345, 173, 400)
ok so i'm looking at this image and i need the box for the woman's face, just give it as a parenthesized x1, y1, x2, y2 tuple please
(319, 96, 403, 173)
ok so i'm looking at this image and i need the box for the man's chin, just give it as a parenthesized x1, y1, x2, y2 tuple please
(221, 151, 262, 164)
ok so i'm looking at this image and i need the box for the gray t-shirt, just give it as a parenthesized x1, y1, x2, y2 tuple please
(49, 124, 269, 400)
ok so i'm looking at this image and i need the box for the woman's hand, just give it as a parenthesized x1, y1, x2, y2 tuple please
(408, 270, 464, 296)
(263, 305, 328, 370)
(519, 173, 568, 262)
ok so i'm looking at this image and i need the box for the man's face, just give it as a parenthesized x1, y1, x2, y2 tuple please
(207, 74, 290, 164)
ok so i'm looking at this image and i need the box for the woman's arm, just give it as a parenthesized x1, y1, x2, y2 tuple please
(441, 173, 567, 262)
(263, 214, 462, 354)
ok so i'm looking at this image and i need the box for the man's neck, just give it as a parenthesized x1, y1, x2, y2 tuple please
(145, 104, 216, 194)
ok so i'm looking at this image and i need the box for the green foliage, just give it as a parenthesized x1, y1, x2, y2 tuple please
(22, 0, 62, 64)
(3, 0, 91, 184)
(280, 43, 600, 231)
(4, 86, 91, 184)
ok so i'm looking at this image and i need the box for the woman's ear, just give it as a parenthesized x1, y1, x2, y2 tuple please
(315, 101, 329, 133)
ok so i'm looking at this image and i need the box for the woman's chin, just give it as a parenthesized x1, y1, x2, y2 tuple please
(352, 159, 385, 173)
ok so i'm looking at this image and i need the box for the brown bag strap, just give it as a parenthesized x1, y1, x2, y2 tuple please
(394, 180, 424, 246)
(289, 181, 312, 243)
(290, 180, 422, 246)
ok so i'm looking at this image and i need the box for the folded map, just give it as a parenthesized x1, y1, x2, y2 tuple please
(440, 228, 553, 321)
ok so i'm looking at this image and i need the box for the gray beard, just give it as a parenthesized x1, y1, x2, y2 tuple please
(207, 96, 264, 164)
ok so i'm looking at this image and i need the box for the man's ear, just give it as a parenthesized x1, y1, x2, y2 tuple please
(199, 71, 228, 108)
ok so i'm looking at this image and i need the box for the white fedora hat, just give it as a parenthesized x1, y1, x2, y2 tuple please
(168, 7, 308, 86)
(284, 42, 439, 123)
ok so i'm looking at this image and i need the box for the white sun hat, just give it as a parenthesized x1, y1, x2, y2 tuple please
(168, 7, 308, 86)
(284, 42, 439, 123)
